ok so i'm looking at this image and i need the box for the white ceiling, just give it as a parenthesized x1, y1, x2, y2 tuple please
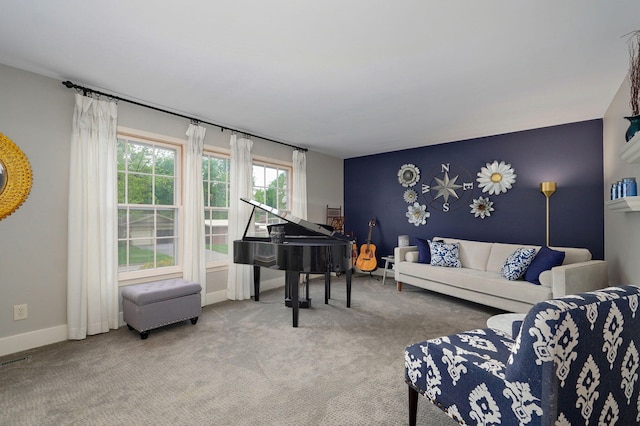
(1, 1, 639, 159)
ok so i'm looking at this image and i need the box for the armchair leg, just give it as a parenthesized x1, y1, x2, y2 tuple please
(408, 385, 418, 426)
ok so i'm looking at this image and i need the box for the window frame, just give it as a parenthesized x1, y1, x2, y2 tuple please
(250, 156, 293, 238)
(117, 127, 185, 284)
(202, 147, 231, 269)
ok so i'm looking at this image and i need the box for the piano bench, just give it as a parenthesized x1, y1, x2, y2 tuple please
(122, 279, 202, 339)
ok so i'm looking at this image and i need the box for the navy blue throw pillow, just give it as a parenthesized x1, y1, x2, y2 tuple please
(524, 246, 566, 285)
(415, 238, 431, 263)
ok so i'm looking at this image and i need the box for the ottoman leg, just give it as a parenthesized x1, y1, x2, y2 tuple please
(191, 317, 199, 325)
(140, 331, 150, 340)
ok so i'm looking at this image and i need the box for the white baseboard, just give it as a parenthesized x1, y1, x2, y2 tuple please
(1, 281, 287, 358)
(0, 325, 67, 358)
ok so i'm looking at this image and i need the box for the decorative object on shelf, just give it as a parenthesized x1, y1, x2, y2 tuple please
(626, 30, 640, 141)
(406, 202, 430, 226)
(403, 189, 418, 203)
(422, 163, 474, 212)
(625, 116, 640, 142)
(623, 177, 637, 197)
(0, 132, 33, 221)
(469, 196, 494, 219)
(540, 181, 557, 246)
(397, 163, 420, 187)
(398, 235, 410, 247)
(476, 160, 516, 195)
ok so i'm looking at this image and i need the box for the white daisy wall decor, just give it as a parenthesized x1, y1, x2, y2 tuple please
(406, 202, 430, 226)
(403, 189, 418, 203)
(477, 160, 516, 195)
(470, 196, 494, 219)
(398, 164, 420, 187)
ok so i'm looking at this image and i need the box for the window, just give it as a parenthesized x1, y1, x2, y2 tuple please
(251, 161, 291, 236)
(117, 135, 181, 276)
(202, 151, 230, 265)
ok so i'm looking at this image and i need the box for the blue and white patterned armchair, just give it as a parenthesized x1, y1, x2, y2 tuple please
(405, 285, 640, 425)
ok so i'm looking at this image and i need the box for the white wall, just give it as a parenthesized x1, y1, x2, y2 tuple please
(603, 75, 640, 285)
(0, 64, 344, 356)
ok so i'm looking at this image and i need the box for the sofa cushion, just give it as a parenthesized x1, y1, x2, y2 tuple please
(501, 247, 537, 280)
(524, 246, 566, 284)
(429, 241, 461, 268)
(439, 238, 492, 271)
(550, 246, 591, 264)
(398, 262, 552, 305)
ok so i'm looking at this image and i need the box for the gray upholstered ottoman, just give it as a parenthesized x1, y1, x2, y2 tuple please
(122, 279, 202, 339)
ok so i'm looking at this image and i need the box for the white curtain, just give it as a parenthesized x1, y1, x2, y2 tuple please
(183, 124, 207, 305)
(227, 135, 254, 300)
(292, 150, 308, 219)
(67, 94, 119, 340)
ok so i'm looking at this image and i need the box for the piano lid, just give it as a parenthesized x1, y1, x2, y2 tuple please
(240, 198, 352, 242)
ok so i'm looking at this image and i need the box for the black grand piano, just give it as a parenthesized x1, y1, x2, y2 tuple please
(233, 198, 354, 327)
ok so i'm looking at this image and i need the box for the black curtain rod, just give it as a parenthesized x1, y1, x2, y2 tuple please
(61, 80, 308, 152)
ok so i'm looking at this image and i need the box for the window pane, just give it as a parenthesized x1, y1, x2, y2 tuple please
(265, 167, 277, 187)
(129, 208, 155, 244)
(154, 176, 175, 205)
(117, 139, 126, 171)
(253, 189, 265, 204)
(155, 146, 175, 176)
(203, 181, 210, 207)
(278, 189, 288, 210)
(128, 174, 153, 204)
(118, 171, 126, 203)
(202, 157, 210, 180)
(118, 208, 128, 238)
(157, 208, 176, 240)
(253, 165, 264, 187)
(156, 237, 177, 268)
(205, 210, 228, 263)
(211, 182, 227, 207)
(128, 143, 153, 173)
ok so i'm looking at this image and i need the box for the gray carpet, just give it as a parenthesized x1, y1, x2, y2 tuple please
(0, 277, 502, 425)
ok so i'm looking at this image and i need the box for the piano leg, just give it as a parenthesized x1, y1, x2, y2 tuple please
(324, 272, 330, 304)
(253, 266, 261, 302)
(287, 271, 300, 327)
(346, 268, 352, 308)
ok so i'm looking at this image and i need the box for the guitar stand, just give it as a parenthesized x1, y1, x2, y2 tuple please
(353, 269, 380, 280)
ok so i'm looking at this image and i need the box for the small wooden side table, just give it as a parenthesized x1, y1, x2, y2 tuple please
(381, 255, 395, 286)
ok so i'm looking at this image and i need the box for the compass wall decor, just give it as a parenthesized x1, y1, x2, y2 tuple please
(422, 163, 474, 212)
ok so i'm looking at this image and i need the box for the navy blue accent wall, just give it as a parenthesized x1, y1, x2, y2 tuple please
(344, 119, 604, 262)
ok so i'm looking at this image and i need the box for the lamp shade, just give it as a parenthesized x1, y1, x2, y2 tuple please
(540, 181, 557, 198)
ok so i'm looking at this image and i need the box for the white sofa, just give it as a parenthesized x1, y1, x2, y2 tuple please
(394, 237, 609, 313)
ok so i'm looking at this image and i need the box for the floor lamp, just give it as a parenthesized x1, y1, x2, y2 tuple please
(540, 181, 557, 246)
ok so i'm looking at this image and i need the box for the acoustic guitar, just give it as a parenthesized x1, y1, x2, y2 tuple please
(356, 218, 377, 272)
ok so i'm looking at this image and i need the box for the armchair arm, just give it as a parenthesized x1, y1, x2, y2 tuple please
(551, 260, 609, 297)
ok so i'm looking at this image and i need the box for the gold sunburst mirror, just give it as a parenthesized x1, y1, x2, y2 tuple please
(0, 132, 33, 220)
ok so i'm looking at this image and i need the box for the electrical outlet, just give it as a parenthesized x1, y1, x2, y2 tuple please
(13, 304, 28, 321)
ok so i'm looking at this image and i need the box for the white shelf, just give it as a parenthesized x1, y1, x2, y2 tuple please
(606, 196, 640, 212)
(620, 132, 640, 164)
